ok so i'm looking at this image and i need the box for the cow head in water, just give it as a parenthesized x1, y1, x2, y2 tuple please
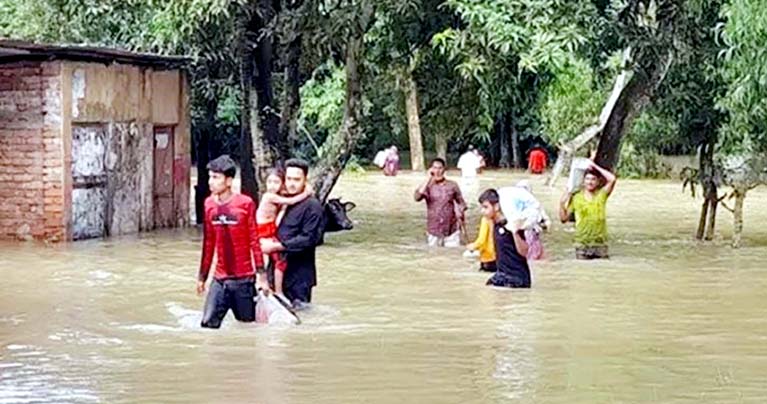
(324, 198, 355, 232)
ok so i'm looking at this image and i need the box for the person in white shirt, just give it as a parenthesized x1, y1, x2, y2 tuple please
(457, 146, 481, 179)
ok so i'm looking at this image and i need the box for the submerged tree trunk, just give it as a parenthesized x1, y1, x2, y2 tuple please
(404, 69, 424, 171)
(732, 188, 745, 248)
(695, 141, 719, 240)
(595, 52, 673, 171)
(312, 29, 366, 203)
(435, 132, 447, 161)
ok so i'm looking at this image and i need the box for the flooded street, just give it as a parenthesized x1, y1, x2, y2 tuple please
(2, 170, 767, 403)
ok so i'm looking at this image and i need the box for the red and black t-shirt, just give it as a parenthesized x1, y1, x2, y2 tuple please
(198, 194, 264, 281)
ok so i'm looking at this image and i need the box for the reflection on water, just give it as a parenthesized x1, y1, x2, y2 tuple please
(2, 170, 767, 403)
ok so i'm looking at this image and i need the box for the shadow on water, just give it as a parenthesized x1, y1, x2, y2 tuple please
(2, 170, 767, 403)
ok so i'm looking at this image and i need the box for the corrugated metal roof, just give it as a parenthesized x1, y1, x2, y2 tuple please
(0, 39, 190, 69)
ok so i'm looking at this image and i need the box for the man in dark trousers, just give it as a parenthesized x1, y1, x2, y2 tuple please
(478, 188, 531, 288)
(197, 155, 268, 329)
(260, 158, 325, 308)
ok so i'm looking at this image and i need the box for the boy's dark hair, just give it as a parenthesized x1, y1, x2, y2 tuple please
(285, 158, 310, 176)
(585, 168, 602, 179)
(430, 157, 447, 167)
(207, 155, 237, 178)
(478, 188, 499, 204)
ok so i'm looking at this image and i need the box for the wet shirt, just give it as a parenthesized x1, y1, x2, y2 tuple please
(568, 189, 608, 247)
(493, 223, 531, 287)
(416, 179, 466, 237)
(277, 197, 325, 290)
(470, 216, 496, 263)
(198, 194, 264, 281)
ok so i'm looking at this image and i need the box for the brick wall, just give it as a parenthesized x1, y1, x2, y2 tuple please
(0, 62, 64, 241)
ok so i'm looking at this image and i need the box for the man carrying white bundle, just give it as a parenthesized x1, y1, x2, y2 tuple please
(497, 180, 550, 260)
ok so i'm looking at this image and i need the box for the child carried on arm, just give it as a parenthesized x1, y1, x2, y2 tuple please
(256, 168, 314, 301)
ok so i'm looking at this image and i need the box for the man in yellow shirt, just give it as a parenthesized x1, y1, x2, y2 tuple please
(466, 216, 496, 272)
(558, 160, 617, 259)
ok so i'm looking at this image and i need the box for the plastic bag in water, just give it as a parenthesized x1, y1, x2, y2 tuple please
(255, 291, 301, 325)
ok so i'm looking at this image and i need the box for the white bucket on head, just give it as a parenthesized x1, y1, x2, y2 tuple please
(567, 158, 593, 193)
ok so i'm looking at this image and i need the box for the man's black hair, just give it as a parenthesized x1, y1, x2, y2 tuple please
(207, 155, 237, 178)
(430, 157, 447, 167)
(478, 188, 499, 204)
(285, 158, 310, 176)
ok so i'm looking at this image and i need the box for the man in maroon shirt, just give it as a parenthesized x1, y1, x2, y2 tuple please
(197, 155, 268, 329)
(414, 158, 467, 247)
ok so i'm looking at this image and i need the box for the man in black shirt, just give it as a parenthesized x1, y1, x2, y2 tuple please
(261, 159, 325, 307)
(478, 189, 531, 288)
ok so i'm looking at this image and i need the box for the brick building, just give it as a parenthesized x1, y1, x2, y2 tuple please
(0, 40, 191, 241)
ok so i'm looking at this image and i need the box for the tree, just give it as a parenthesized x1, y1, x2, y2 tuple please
(715, 0, 767, 247)
(433, 0, 597, 168)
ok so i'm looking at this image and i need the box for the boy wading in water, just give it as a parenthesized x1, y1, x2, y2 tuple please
(256, 168, 313, 301)
(478, 189, 531, 288)
(197, 155, 268, 329)
(558, 160, 617, 259)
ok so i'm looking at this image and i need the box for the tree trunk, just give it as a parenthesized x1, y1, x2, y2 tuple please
(510, 120, 521, 169)
(312, 30, 365, 203)
(546, 49, 632, 186)
(435, 132, 447, 161)
(278, 0, 303, 162)
(242, 0, 281, 194)
(696, 197, 709, 240)
(278, 36, 301, 160)
(194, 99, 216, 225)
(499, 113, 511, 168)
(239, 43, 260, 199)
(404, 69, 424, 171)
(697, 141, 719, 241)
(705, 195, 718, 241)
(595, 52, 673, 171)
(732, 188, 745, 248)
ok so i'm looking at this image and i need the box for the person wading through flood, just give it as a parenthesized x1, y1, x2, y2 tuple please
(478, 189, 531, 288)
(414, 158, 467, 247)
(197, 155, 268, 329)
(558, 160, 617, 259)
(256, 168, 314, 302)
(260, 159, 325, 309)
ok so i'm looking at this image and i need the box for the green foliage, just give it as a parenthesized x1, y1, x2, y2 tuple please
(539, 59, 604, 145)
(718, 0, 767, 154)
(617, 142, 672, 178)
(300, 64, 347, 135)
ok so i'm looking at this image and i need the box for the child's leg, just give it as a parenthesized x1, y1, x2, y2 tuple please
(273, 251, 288, 295)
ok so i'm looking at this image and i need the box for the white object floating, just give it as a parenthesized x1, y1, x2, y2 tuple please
(255, 291, 301, 325)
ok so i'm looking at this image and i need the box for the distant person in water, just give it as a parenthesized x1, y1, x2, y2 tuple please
(197, 155, 268, 329)
(383, 145, 400, 176)
(558, 160, 617, 259)
(478, 189, 531, 288)
(260, 159, 325, 308)
(414, 158, 467, 247)
(256, 168, 313, 301)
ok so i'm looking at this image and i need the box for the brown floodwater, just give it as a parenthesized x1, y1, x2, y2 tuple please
(2, 170, 767, 403)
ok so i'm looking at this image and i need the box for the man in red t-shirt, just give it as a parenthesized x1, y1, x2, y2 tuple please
(528, 147, 548, 174)
(197, 155, 268, 329)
